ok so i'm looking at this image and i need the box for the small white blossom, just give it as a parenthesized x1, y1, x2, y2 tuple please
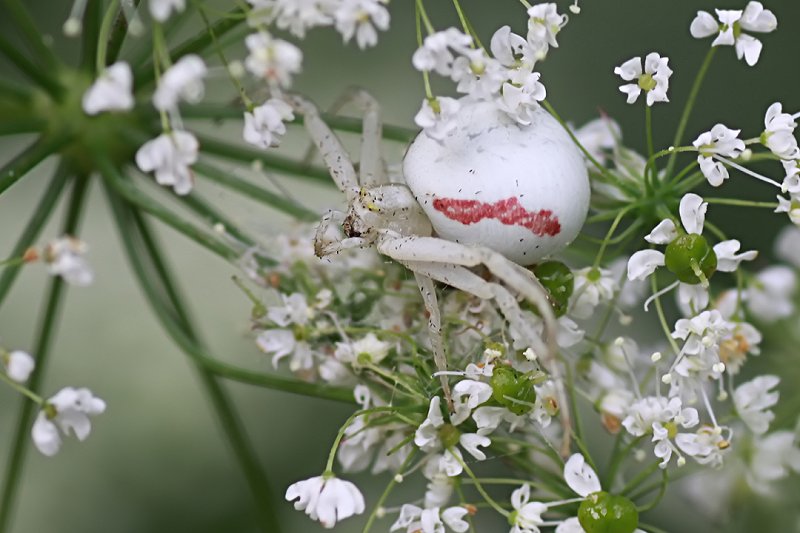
(413, 28, 473, 76)
(762, 102, 799, 160)
(775, 194, 800, 226)
(614, 53, 672, 106)
(31, 387, 106, 456)
(526, 3, 568, 60)
(496, 68, 546, 125)
(334, 0, 390, 49)
(135, 130, 199, 195)
(675, 425, 731, 467)
(746, 266, 796, 322)
(149, 0, 185, 22)
(390, 504, 469, 533)
(510, 483, 547, 533)
(245, 31, 303, 88)
(243, 99, 295, 149)
(563, 453, 601, 496)
(153, 55, 207, 111)
(734, 375, 779, 434)
(3, 350, 34, 383)
(415, 97, 462, 141)
(247, 0, 333, 38)
(82, 62, 134, 115)
(746, 431, 800, 494)
(285, 475, 365, 529)
(690, 2, 777, 66)
(693, 124, 745, 186)
(570, 267, 617, 319)
(775, 225, 800, 268)
(43, 236, 94, 286)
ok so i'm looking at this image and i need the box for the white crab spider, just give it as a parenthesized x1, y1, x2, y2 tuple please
(289, 92, 589, 451)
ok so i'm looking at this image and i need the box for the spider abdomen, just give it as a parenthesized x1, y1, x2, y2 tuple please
(403, 100, 589, 265)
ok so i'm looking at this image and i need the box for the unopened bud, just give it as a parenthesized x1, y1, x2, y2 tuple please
(651, 352, 662, 363)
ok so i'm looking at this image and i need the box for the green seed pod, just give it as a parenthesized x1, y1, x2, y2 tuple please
(490, 366, 537, 415)
(578, 491, 639, 533)
(531, 260, 575, 317)
(664, 233, 717, 284)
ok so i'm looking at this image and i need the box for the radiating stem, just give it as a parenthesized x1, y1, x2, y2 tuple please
(0, 176, 90, 533)
(3, 0, 59, 69)
(96, 157, 240, 261)
(80, 0, 102, 72)
(0, 35, 61, 96)
(96, 0, 121, 70)
(107, 0, 141, 64)
(0, 163, 71, 307)
(104, 190, 282, 533)
(0, 136, 71, 197)
(177, 192, 258, 246)
(194, 160, 318, 221)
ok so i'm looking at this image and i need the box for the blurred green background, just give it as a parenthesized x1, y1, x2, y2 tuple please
(1, 1, 799, 532)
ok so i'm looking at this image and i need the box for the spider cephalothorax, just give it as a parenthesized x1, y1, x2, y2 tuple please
(292, 92, 587, 441)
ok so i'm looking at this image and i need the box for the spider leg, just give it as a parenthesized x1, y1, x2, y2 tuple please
(285, 94, 359, 200)
(379, 235, 573, 456)
(414, 272, 454, 411)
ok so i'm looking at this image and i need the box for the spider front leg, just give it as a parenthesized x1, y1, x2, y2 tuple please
(414, 272, 454, 411)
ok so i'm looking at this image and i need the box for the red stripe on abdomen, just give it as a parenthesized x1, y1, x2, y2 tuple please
(432, 197, 561, 237)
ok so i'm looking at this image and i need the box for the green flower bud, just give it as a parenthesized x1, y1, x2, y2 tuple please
(664, 233, 717, 284)
(531, 260, 574, 317)
(490, 366, 537, 415)
(578, 491, 639, 533)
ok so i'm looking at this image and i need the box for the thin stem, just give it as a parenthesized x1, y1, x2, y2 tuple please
(195, 134, 333, 183)
(177, 192, 258, 247)
(651, 275, 681, 355)
(0, 372, 44, 404)
(96, 0, 121, 70)
(0, 35, 62, 96)
(80, 0, 102, 72)
(0, 163, 70, 308)
(104, 191, 283, 532)
(665, 47, 716, 178)
(645, 105, 655, 187)
(107, 0, 141, 64)
(324, 406, 401, 473)
(194, 160, 318, 221)
(0, 136, 71, 197)
(362, 449, 418, 533)
(415, 0, 435, 34)
(703, 197, 778, 209)
(96, 157, 240, 261)
(0, 176, 90, 533)
(593, 206, 633, 268)
(620, 460, 661, 496)
(3, 0, 59, 68)
(454, 452, 509, 517)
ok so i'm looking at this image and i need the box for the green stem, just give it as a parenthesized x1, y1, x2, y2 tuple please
(105, 191, 283, 533)
(324, 406, 401, 473)
(177, 192, 258, 247)
(362, 449, 418, 533)
(80, 0, 102, 72)
(415, 0, 435, 34)
(3, 0, 59, 68)
(0, 35, 62, 96)
(96, 157, 240, 261)
(196, 134, 333, 183)
(651, 276, 680, 355)
(95, 0, 121, 70)
(106, 0, 141, 64)
(636, 469, 668, 512)
(592, 207, 633, 268)
(703, 197, 778, 209)
(0, 372, 44, 404)
(0, 136, 70, 198)
(620, 460, 661, 496)
(453, 452, 509, 517)
(665, 47, 716, 179)
(194, 160, 318, 221)
(604, 435, 644, 490)
(645, 105, 654, 188)
(0, 164, 70, 307)
(0, 175, 90, 533)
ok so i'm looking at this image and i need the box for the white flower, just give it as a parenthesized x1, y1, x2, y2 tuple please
(491, 26, 537, 69)
(734, 375, 779, 434)
(285, 475, 365, 529)
(153, 55, 207, 111)
(43, 236, 94, 286)
(334, 332, 391, 368)
(775, 225, 800, 268)
(135, 130, 198, 195)
(31, 387, 106, 456)
(614, 53, 672, 106)
(450, 379, 493, 425)
(412, 28, 473, 76)
(509, 483, 547, 533)
(496, 68, 546, 125)
(690, 2, 777, 66)
(775, 194, 800, 226)
(390, 504, 469, 533)
(675, 425, 731, 467)
(451, 50, 505, 101)
(415, 97, 462, 141)
(526, 3, 568, 60)
(746, 431, 800, 494)
(149, 0, 185, 22)
(243, 99, 295, 149)
(563, 453, 601, 496)
(3, 350, 34, 383)
(781, 159, 800, 195)
(692, 124, 745, 186)
(82, 62, 134, 115)
(247, 0, 333, 38)
(334, 0, 389, 49)
(570, 267, 617, 319)
(245, 31, 303, 88)
(746, 266, 796, 322)
(762, 102, 799, 160)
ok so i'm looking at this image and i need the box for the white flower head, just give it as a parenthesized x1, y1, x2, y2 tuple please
(149, 0, 186, 22)
(285, 474, 365, 528)
(775, 225, 800, 268)
(245, 31, 303, 88)
(762, 103, 799, 160)
(614, 52, 672, 106)
(243, 98, 295, 149)
(746, 265, 796, 322)
(690, 2, 777, 66)
(510, 483, 548, 533)
(496, 68, 546, 125)
(563, 453, 601, 496)
(32, 387, 106, 456)
(82, 61, 134, 115)
(526, 2, 568, 60)
(3, 350, 35, 383)
(390, 504, 469, 533)
(247, 0, 333, 38)
(153, 54, 207, 111)
(692, 124, 745, 186)
(415, 97, 462, 141)
(43, 236, 94, 286)
(413, 28, 473, 76)
(775, 194, 800, 226)
(334, 0, 390, 50)
(570, 266, 617, 319)
(135, 130, 199, 195)
(734, 375, 779, 434)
